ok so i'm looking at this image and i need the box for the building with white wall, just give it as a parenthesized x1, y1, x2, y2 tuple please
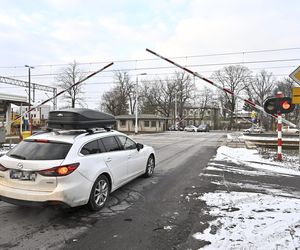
(0, 93, 28, 135)
(13, 105, 51, 127)
(116, 114, 167, 133)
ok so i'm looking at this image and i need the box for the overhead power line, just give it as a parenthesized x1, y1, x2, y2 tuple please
(4, 58, 300, 79)
(0, 46, 300, 69)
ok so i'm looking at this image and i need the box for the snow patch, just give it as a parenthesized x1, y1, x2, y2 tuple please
(215, 146, 300, 176)
(194, 191, 300, 249)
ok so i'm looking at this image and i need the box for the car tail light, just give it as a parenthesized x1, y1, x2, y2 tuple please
(38, 163, 80, 177)
(0, 163, 8, 171)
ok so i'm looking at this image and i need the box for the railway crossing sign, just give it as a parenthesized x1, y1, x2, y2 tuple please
(290, 66, 300, 85)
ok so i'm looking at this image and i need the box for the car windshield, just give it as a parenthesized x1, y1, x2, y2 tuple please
(7, 140, 72, 160)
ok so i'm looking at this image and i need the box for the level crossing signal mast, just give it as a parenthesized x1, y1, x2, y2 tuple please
(263, 97, 295, 114)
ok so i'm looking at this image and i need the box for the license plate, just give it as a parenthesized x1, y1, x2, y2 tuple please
(10, 170, 37, 181)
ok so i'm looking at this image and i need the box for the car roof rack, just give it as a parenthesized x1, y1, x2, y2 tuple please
(34, 127, 113, 134)
(85, 127, 112, 134)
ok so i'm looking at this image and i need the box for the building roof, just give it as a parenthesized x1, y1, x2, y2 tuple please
(116, 114, 167, 120)
(0, 93, 29, 106)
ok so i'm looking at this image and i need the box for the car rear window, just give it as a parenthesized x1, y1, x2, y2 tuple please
(7, 140, 72, 160)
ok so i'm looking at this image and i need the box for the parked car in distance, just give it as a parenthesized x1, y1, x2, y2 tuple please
(197, 124, 210, 132)
(281, 126, 299, 134)
(168, 124, 184, 131)
(168, 124, 176, 131)
(184, 125, 198, 132)
(243, 126, 265, 134)
(0, 129, 155, 211)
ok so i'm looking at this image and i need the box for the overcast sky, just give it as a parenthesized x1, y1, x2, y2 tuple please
(1, 0, 300, 109)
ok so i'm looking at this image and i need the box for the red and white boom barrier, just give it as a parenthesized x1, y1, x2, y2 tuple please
(146, 48, 296, 128)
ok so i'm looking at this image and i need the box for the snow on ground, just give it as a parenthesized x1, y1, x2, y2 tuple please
(194, 191, 300, 249)
(193, 145, 300, 249)
(216, 145, 300, 175)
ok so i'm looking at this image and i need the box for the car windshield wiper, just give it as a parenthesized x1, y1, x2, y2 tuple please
(9, 154, 26, 160)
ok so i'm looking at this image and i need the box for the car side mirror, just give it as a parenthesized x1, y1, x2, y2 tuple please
(136, 143, 144, 151)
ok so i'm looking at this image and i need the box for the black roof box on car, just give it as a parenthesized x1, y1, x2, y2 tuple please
(47, 108, 116, 130)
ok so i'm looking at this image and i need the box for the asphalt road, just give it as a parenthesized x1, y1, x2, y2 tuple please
(0, 131, 226, 250)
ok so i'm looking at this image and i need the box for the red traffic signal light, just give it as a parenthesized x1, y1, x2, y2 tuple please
(263, 97, 295, 114)
(278, 97, 295, 113)
(279, 100, 291, 110)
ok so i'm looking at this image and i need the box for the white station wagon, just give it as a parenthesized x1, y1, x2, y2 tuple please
(0, 111, 155, 211)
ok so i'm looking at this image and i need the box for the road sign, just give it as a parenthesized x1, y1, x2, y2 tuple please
(292, 87, 300, 104)
(290, 66, 300, 85)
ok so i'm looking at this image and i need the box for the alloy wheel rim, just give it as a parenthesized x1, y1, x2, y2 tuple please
(147, 157, 154, 175)
(94, 179, 108, 206)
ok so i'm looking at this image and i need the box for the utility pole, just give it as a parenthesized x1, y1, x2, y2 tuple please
(25, 65, 34, 133)
(276, 91, 283, 161)
(32, 83, 36, 102)
(174, 90, 185, 130)
(135, 73, 147, 134)
(175, 92, 177, 127)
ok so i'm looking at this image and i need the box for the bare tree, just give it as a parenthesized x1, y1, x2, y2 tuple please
(196, 87, 214, 122)
(100, 71, 194, 120)
(174, 71, 194, 119)
(139, 82, 158, 114)
(246, 70, 275, 105)
(274, 77, 294, 96)
(100, 71, 134, 116)
(101, 88, 128, 115)
(141, 77, 176, 117)
(244, 70, 276, 130)
(212, 65, 252, 130)
(114, 71, 135, 114)
(140, 71, 194, 120)
(56, 61, 85, 108)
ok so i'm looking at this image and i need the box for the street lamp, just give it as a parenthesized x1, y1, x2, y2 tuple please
(135, 73, 147, 134)
(25, 65, 34, 133)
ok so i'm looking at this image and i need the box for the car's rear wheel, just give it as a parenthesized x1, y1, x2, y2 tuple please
(87, 175, 110, 211)
(144, 155, 155, 178)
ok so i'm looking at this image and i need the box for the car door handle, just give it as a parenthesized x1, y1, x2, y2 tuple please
(128, 155, 132, 159)
(105, 158, 112, 162)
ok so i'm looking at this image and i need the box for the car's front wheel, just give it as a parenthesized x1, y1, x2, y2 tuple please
(87, 175, 110, 211)
(144, 155, 155, 177)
